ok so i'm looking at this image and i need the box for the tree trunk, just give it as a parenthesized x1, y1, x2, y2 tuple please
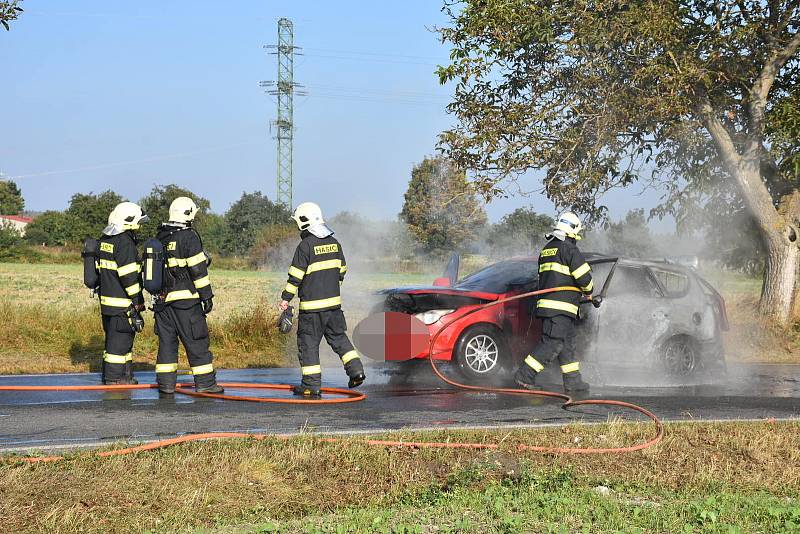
(699, 103, 800, 323)
(760, 233, 799, 321)
(729, 165, 800, 324)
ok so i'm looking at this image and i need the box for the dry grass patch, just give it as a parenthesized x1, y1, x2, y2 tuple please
(0, 421, 797, 533)
(0, 300, 290, 374)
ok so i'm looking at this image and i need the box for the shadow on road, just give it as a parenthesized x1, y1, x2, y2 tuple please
(68, 335, 155, 372)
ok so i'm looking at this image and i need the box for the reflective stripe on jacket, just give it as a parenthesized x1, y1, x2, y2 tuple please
(281, 232, 347, 313)
(536, 237, 593, 319)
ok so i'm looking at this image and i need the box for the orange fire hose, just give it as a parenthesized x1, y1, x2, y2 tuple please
(1, 287, 662, 463)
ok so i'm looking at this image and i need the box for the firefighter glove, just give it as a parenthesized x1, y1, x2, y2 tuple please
(128, 306, 145, 333)
(202, 298, 214, 315)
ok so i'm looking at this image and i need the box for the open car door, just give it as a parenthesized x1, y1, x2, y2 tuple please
(575, 258, 619, 361)
(444, 253, 460, 286)
(434, 253, 461, 287)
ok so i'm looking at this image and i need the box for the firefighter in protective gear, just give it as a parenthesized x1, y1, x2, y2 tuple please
(279, 202, 366, 398)
(98, 202, 148, 385)
(153, 197, 223, 395)
(514, 211, 593, 393)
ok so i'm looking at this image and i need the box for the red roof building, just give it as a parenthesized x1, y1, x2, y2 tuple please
(0, 214, 34, 235)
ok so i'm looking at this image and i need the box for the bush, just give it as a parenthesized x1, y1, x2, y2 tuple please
(24, 210, 78, 246)
(223, 192, 291, 256)
(0, 223, 25, 261)
(248, 224, 297, 269)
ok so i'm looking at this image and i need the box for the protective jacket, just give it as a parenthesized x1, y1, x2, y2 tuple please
(281, 232, 347, 312)
(156, 224, 213, 309)
(98, 231, 144, 316)
(536, 236, 593, 319)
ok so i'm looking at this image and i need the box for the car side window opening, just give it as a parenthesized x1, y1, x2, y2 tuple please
(609, 266, 661, 298)
(650, 268, 690, 298)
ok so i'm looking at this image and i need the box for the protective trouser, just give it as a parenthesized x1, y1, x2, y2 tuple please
(102, 314, 134, 382)
(297, 309, 364, 389)
(517, 315, 583, 384)
(154, 303, 217, 390)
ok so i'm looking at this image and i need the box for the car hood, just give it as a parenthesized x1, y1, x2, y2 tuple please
(379, 286, 501, 301)
(379, 287, 499, 315)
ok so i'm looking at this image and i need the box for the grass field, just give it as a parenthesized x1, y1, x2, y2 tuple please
(0, 421, 797, 533)
(0, 263, 427, 374)
(0, 263, 797, 374)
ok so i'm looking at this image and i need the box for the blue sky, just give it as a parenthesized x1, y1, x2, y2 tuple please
(1, 0, 668, 226)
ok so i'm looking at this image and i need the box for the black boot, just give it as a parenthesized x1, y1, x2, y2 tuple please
(196, 384, 225, 394)
(124, 361, 138, 385)
(104, 377, 139, 385)
(563, 373, 590, 393)
(514, 369, 539, 390)
(348, 372, 366, 389)
(292, 385, 322, 399)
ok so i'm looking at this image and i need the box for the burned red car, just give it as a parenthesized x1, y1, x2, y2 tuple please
(378, 255, 728, 381)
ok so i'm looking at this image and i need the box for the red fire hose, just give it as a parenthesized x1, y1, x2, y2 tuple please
(1, 287, 662, 463)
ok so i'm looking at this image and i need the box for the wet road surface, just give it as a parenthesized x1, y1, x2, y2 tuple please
(0, 363, 797, 453)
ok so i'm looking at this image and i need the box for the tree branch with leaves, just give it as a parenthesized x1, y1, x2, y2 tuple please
(0, 0, 23, 31)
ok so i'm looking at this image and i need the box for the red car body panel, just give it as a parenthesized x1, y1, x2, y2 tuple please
(408, 288, 542, 364)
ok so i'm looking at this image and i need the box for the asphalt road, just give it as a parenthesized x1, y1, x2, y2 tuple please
(0, 362, 797, 453)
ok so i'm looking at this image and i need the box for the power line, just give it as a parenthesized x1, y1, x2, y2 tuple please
(301, 52, 441, 67)
(308, 94, 448, 107)
(8, 141, 262, 180)
(303, 46, 448, 62)
(304, 82, 446, 98)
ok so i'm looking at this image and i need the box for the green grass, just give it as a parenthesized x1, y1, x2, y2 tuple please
(260, 479, 799, 533)
(1, 421, 797, 533)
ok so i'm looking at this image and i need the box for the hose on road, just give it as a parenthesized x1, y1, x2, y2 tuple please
(425, 286, 664, 454)
(1, 286, 663, 463)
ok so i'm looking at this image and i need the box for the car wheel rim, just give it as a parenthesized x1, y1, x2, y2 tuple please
(464, 335, 499, 374)
(664, 341, 696, 376)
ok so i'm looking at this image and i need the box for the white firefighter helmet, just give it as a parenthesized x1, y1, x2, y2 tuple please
(291, 202, 333, 238)
(169, 196, 198, 223)
(104, 202, 148, 235)
(553, 211, 584, 240)
(292, 202, 324, 231)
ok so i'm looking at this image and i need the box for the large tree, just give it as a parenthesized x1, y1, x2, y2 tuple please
(0, 180, 24, 215)
(486, 207, 553, 257)
(401, 155, 487, 256)
(438, 1, 800, 322)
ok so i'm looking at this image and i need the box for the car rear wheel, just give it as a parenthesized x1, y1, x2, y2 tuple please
(454, 325, 509, 382)
(660, 336, 700, 377)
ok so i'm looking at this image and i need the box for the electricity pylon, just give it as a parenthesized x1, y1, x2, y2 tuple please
(262, 18, 304, 210)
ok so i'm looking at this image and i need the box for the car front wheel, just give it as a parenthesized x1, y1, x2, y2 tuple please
(454, 325, 509, 382)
